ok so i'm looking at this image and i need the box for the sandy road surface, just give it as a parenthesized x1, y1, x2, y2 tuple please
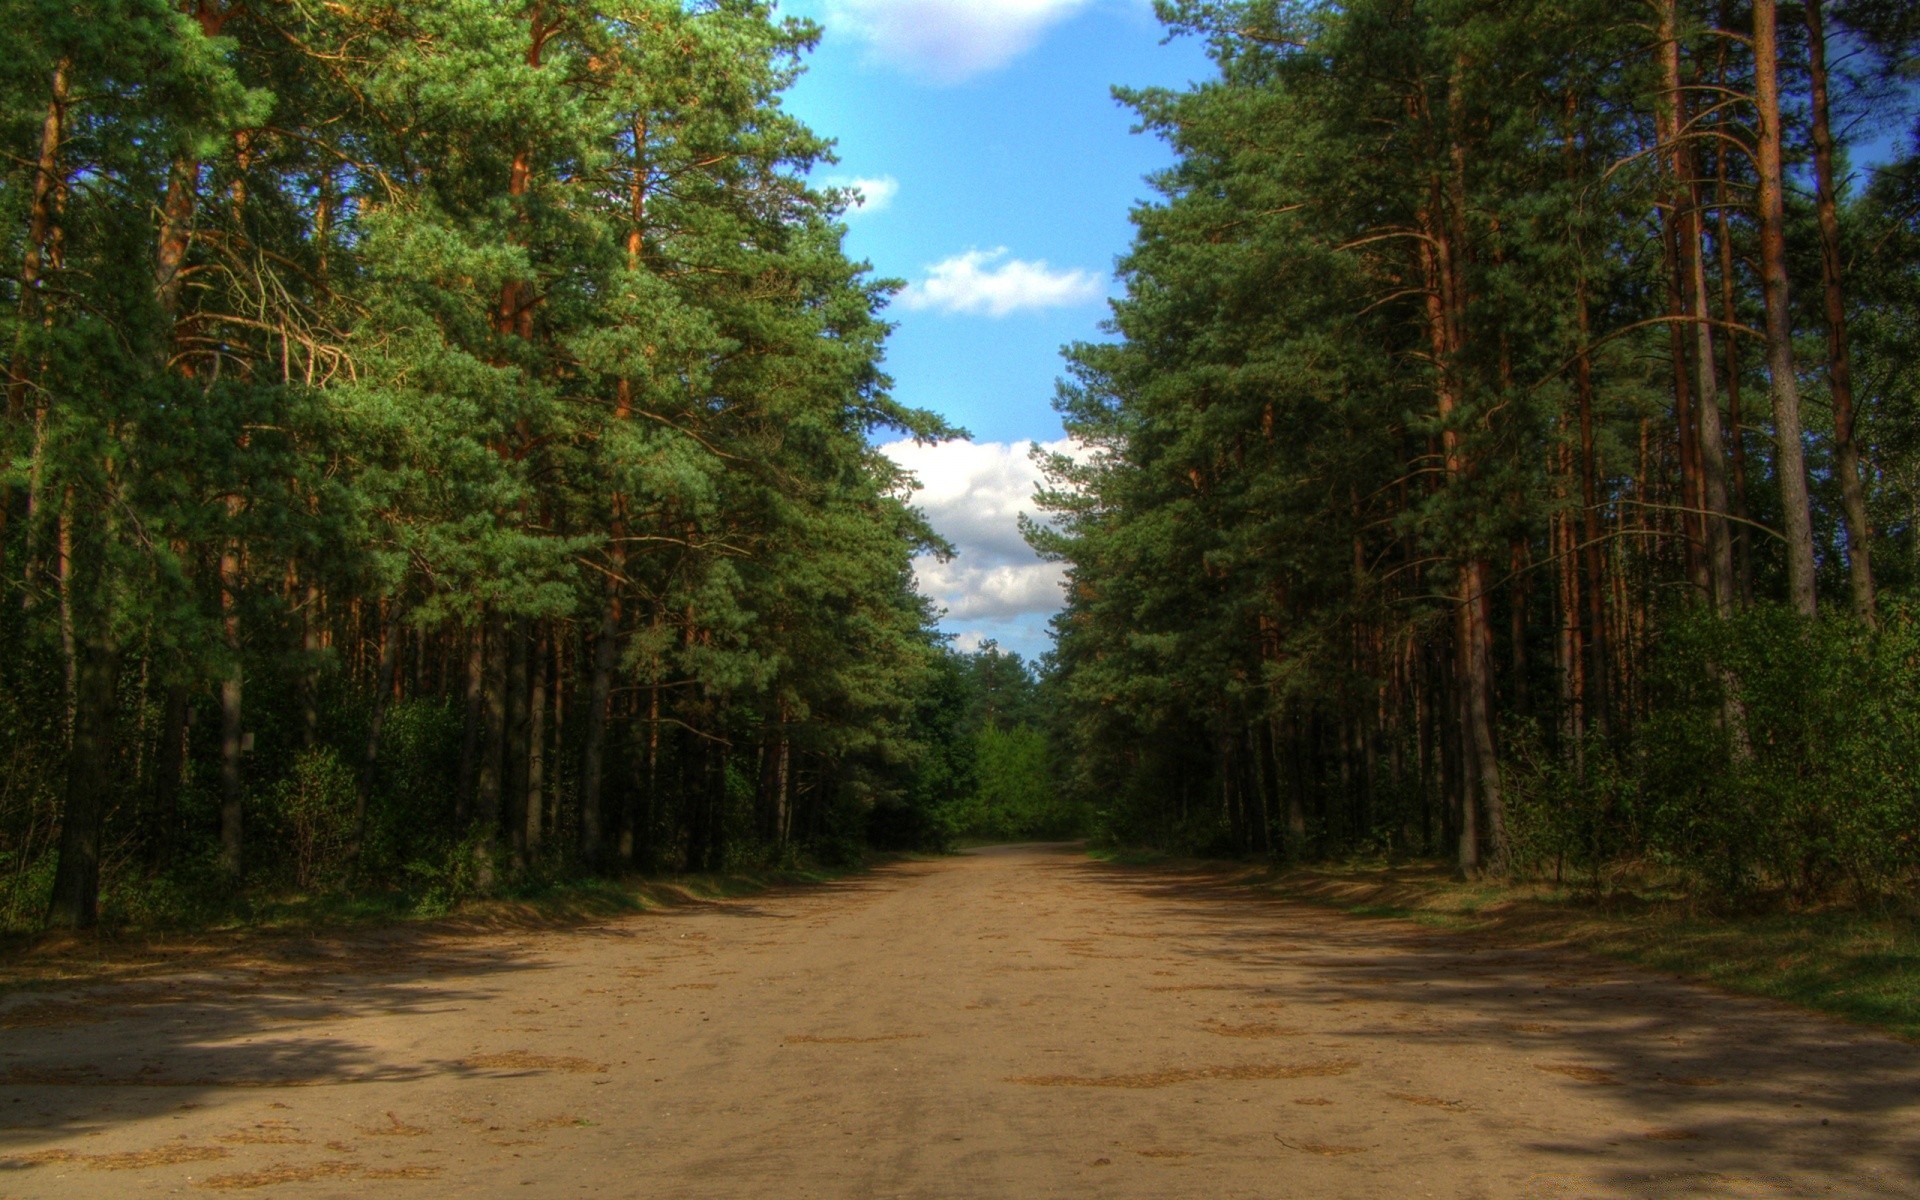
(1, 846, 1916, 1199)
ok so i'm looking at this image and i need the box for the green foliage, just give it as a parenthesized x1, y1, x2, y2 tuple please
(1035, 0, 1920, 909)
(961, 725, 1066, 839)
(271, 748, 357, 891)
(1502, 604, 1920, 900)
(0, 0, 970, 931)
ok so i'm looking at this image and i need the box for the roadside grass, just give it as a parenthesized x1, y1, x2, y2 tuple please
(1094, 852, 1920, 1042)
(0, 859, 876, 995)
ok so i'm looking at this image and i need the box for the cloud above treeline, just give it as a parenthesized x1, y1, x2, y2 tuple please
(831, 174, 899, 217)
(823, 0, 1095, 83)
(900, 248, 1103, 317)
(881, 439, 1076, 645)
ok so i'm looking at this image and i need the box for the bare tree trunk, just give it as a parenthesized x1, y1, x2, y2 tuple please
(1466, 559, 1506, 871)
(1423, 86, 1505, 874)
(578, 582, 619, 868)
(45, 638, 118, 929)
(456, 623, 483, 826)
(1658, 5, 1739, 618)
(217, 542, 245, 883)
(353, 600, 400, 865)
(1508, 539, 1529, 716)
(645, 676, 662, 864)
(1655, 28, 1709, 604)
(1573, 283, 1608, 737)
(775, 724, 791, 849)
(706, 738, 729, 873)
(3, 61, 68, 602)
(505, 619, 530, 872)
(474, 612, 507, 893)
(151, 682, 189, 869)
(56, 493, 75, 733)
(526, 624, 547, 858)
(1753, 0, 1819, 616)
(1806, 0, 1876, 622)
(300, 579, 322, 748)
(1717, 185, 1755, 607)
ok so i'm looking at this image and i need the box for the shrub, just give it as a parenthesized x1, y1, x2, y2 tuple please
(273, 748, 359, 891)
(1505, 602, 1920, 902)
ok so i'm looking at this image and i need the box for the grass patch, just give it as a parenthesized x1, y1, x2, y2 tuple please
(1228, 860, 1920, 1041)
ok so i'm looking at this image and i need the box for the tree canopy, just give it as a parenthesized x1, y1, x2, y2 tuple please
(1036, 0, 1920, 897)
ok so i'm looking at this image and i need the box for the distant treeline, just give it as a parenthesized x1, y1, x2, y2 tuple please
(1035, 0, 1920, 899)
(0, 0, 993, 930)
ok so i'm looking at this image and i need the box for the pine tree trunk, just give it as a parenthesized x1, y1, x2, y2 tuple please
(1805, 0, 1875, 622)
(645, 679, 663, 863)
(56, 494, 75, 732)
(300, 579, 321, 748)
(505, 619, 529, 872)
(474, 612, 507, 892)
(45, 637, 118, 929)
(1466, 559, 1506, 871)
(1573, 284, 1608, 736)
(527, 624, 547, 858)
(579, 583, 619, 868)
(1453, 602, 1480, 877)
(1661, 6, 1739, 617)
(1716, 169, 1756, 606)
(3, 61, 67, 600)
(155, 157, 197, 341)
(353, 601, 399, 865)
(150, 682, 189, 869)
(217, 544, 245, 883)
(1753, 0, 1819, 616)
(457, 623, 483, 826)
(706, 739, 728, 873)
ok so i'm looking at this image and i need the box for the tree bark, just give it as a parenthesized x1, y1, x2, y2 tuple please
(1716, 161, 1756, 607)
(579, 582, 619, 868)
(217, 543, 245, 883)
(457, 623, 483, 826)
(505, 618, 530, 871)
(474, 612, 507, 892)
(1573, 282, 1609, 737)
(1655, 3, 1739, 618)
(3, 60, 68, 604)
(526, 623, 547, 858)
(1753, 0, 1819, 616)
(1805, 0, 1876, 622)
(150, 682, 189, 870)
(353, 600, 400, 865)
(45, 638, 118, 929)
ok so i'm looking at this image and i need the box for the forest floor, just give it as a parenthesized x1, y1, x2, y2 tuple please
(0, 844, 1916, 1198)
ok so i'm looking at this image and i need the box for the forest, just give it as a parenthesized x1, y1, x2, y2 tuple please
(3, 5, 1918, 1192)
(7, 0, 1920, 936)
(0, 0, 1075, 933)
(1036, 0, 1920, 899)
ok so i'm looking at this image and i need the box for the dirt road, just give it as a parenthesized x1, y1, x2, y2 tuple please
(1, 846, 1916, 1198)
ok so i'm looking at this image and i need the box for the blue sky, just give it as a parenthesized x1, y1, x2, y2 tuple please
(775, 0, 1216, 660)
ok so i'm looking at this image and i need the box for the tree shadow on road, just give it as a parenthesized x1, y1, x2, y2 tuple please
(1064, 854, 1920, 1198)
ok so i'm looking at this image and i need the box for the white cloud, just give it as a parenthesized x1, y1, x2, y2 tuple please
(882, 439, 1082, 654)
(824, 0, 1094, 83)
(831, 174, 899, 217)
(900, 248, 1103, 317)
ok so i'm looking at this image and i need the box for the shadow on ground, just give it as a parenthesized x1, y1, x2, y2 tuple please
(1065, 854, 1920, 1197)
(0, 868, 898, 1158)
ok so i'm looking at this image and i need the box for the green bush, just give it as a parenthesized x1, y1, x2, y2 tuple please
(273, 747, 359, 891)
(957, 724, 1085, 840)
(1505, 603, 1920, 901)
